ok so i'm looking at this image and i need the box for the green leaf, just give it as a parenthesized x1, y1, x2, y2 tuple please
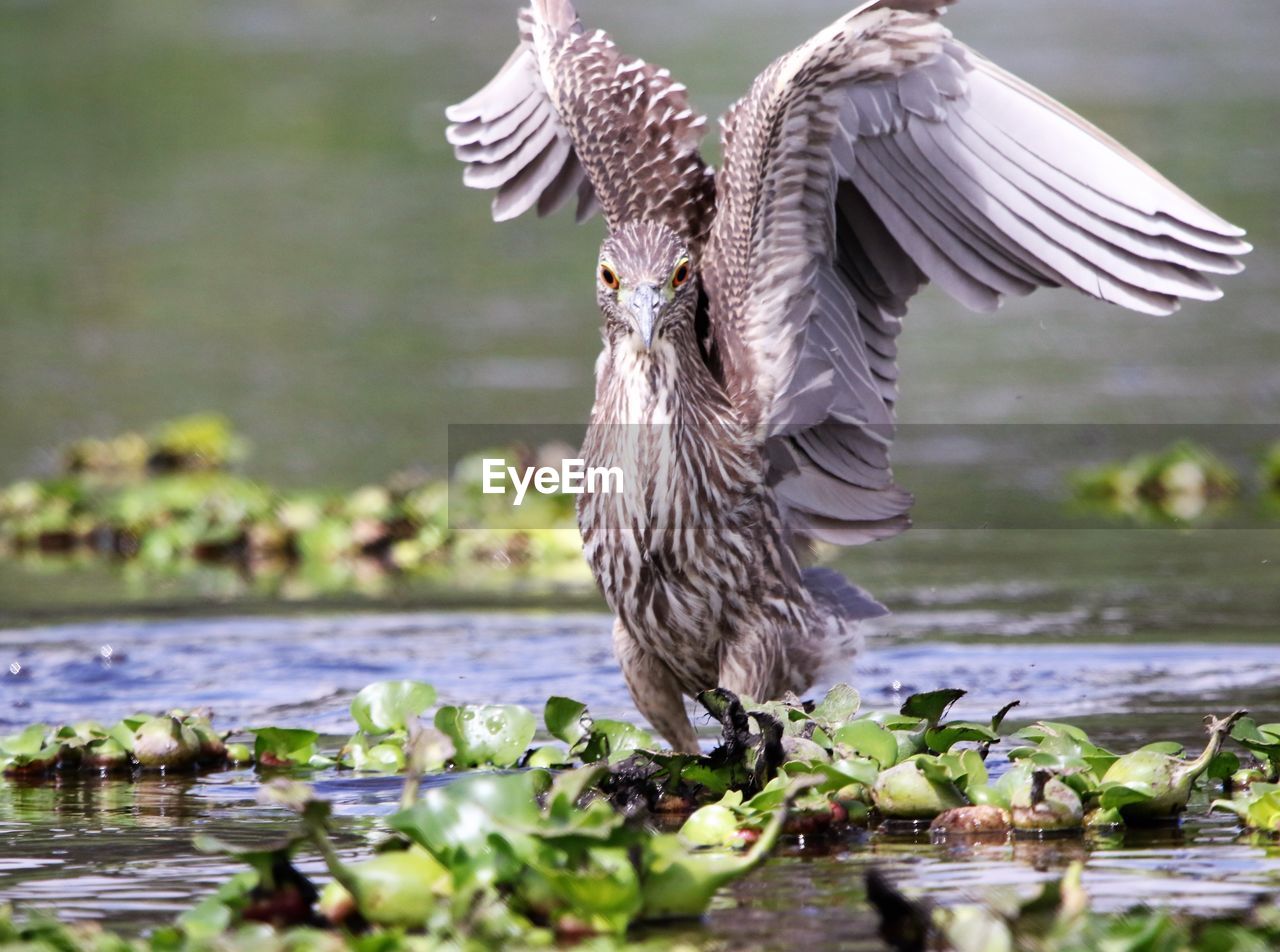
(350, 680, 436, 734)
(1207, 751, 1240, 781)
(1245, 790, 1280, 832)
(925, 721, 999, 753)
(434, 703, 536, 767)
(389, 771, 545, 869)
(1014, 721, 1093, 745)
(936, 749, 989, 791)
(802, 756, 879, 793)
(682, 762, 736, 795)
(915, 756, 955, 786)
(544, 696, 591, 746)
(810, 684, 860, 729)
(990, 700, 1020, 734)
(832, 719, 899, 769)
(680, 804, 742, 847)
(900, 689, 966, 726)
(177, 896, 233, 939)
(533, 844, 642, 933)
(251, 727, 320, 767)
(0, 724, 50, 757)
(1139, 741, 1185, 756)
(524, 745, 570, 769)
(341, 733, 406, 773)
(107, 715, 148, 753)
(1099, 782, 1156, 810)
(966, 783, 1008, 809)
(579, 720, 654, 764)
(546, 765, 608, 819)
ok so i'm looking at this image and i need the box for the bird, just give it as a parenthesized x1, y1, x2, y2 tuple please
(444, 0, 1249, 751)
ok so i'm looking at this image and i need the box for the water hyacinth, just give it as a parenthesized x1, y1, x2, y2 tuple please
(131, 716, 203, 771)
(871, 759, 967, 820)
(1098, 711, 1244, 820)
(317, 846, 452, 929)
(0, 416, 591, 596)
(2, 679, 1278, 946)
(1211, 782, 1280, 832)
(1229, 718, 1280, 784)
(1010, 770, 1084, 833)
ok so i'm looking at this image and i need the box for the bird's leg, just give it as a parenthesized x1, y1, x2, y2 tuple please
(612, 617, 700, 753)
(716, 625, 780, 705)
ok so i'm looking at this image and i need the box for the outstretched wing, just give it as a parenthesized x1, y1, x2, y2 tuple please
(705, 0, 1249, 547)
(445, 0, 716, 248)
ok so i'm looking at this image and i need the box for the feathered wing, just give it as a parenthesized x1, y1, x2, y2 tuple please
(444, 0, 716, 248)
(704, 0, 1249, 548)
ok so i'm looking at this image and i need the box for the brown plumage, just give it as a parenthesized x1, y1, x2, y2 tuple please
(446, 0, 1249, 750)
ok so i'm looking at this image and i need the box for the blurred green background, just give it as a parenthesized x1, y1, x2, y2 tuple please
(2, 0, 1276, 490)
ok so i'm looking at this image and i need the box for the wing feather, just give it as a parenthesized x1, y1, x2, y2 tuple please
(445, 0, 715, 246)
(706, 3, 1248, 546)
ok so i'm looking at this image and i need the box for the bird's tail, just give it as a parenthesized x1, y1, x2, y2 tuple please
(801, 566, 887, 683)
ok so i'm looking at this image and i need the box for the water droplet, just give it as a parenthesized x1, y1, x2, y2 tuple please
(8, 662, 20, 676)
(461, 709, 475, 721)
(891, 679, 901, 692)
(486, 717, 504, 733)
(100, 645, 113, 659)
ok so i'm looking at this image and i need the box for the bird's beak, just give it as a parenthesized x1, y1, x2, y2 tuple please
(627, 284, 661, 350)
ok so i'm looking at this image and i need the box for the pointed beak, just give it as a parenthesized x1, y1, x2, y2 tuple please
(627, 284, 661, 350)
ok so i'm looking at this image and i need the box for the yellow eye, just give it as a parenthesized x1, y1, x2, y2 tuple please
(671, 258, 690, 289)
(599, 263, 620, 290)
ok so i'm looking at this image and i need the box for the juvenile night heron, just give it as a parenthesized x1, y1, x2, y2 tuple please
(446, 0, 1248, 750)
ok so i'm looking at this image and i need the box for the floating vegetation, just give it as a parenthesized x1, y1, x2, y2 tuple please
(3, 680, 1277, 947)
(0, 416, 588, 595)
(1071, 440, 1241, 523)
(870, 861, 1280, 952)
(1264, 441, 1280, 495)
(2, 680, 1280, 946)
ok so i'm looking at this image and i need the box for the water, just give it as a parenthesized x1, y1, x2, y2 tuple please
(3, 564, 1279, 945)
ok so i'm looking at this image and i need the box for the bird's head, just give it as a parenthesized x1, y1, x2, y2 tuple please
(597, 222, 697, 353)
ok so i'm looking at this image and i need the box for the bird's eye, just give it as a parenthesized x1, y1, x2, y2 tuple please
(599, 264, 620, 290)
(671, 258, 690, 289)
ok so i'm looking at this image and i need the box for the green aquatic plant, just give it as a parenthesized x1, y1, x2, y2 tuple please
(0, 416, 592, 595)
(867, 860, 1280, 952)
(544, 695, 656, 765)
(251, 727, 333, 770)
(1, 710, 242, 777)
(1262, 442, 1280, 493)
(1010, 769, 1084, 833)
(871, 758, 967, 820)
(131, 715, 203, 771)
(1211, 782, 1280, 833)
(2, 682, 1279, 948)
(1097, 711, 1244, 820)
(1229, 717, 1280, 783)
(1072, 439, 1241, 523)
